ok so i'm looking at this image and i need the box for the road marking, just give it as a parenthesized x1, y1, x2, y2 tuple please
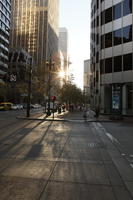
(130, 164, 133, 169)
(88, 143, 96, 148)
(94, 123, 133, 170)
(106, 132, 121, 145)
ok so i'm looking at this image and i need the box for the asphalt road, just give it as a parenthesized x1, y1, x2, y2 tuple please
(101, 122, 133, 165)
(0, 111, 133, 199)
(0, 108, 44, 129)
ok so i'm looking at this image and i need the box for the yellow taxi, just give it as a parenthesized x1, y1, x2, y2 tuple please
(0, 102, 13, 111)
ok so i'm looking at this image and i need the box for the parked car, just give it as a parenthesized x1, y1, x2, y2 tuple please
(0, 102, 13, 111)
(33, 104, 42, 109)
(17, 104, 23, 109)
(11, 104, 19, 110)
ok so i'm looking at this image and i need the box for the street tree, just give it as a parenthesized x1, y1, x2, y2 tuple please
(59, 82, 84, 105)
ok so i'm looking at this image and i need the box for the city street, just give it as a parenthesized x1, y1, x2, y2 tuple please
(0, 111, 133, 199)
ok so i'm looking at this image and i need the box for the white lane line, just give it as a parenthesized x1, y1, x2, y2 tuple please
(94, 123, 133, 169)
(130, 164, 133, 169)
(93, 122, 121, 145)
(121, 153, 126, 156)
(106, 132, 121, 145)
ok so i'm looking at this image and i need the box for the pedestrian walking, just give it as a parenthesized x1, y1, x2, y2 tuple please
(83, 111, 87, 122)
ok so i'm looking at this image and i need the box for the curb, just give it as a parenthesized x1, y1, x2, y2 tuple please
(16, 116, 114, 123)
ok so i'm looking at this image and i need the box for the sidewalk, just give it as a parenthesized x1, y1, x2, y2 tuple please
(17, 109, 123, 123)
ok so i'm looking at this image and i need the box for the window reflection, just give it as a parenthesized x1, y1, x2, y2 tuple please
(113, 3, 121, 20)
(127, 84, 133, 112)
(123, 25, 132, 43)
(113, 29, 122, 46)
(123, 0, 132, 16)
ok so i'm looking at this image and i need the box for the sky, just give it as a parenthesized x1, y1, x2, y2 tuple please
(59, 0, 91, 89)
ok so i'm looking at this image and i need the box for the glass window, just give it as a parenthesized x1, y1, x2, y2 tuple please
(94, 5, 96, 13)
(97, 16, 99, 27)
(123, 25, 132, 43)
(100, 59, 104, 74)
(105, 32, 112, 48)
(101, 11, 104, 25)
(123, 0, 132, 16)
(114, 56, 122, 72)
(123, 53, 132, 71)
(127, 84, 133, 111)
(113, 3, 122, 20)
(105, 58, 112, 73)
(96, 52, 99, 63)
(105, 7, 112, 24)
(96, 34, 99, 45)
(97, 0, 99, 10)
(101, 34, 104, 49)
(113, 28, 122, 46)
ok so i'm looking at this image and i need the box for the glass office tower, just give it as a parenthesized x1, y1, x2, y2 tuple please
(10, 0, 59, 68)
(91, 0, 133, 115)
(0, 0, 11, 82)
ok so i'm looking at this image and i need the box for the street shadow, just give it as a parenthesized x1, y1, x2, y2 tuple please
(0, 120, 45, 158)
(25, 121, 53, 159)
(25, 144, 43, 158)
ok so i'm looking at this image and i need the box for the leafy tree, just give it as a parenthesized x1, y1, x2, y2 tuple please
(59, 82, 84, 105)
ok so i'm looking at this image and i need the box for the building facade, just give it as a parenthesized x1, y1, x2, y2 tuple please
(91, 0, 133, 115)
(0, 0, 11, 82)
(9, 48, 32, 82)
(10, 0, 59, 69)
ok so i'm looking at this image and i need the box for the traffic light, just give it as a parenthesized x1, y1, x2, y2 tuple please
(51, 96, 56, 101)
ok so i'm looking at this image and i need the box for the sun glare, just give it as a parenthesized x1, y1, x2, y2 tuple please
(58, 71, 65, 78)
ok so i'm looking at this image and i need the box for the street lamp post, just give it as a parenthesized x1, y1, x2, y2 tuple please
(46, 56, 55, 116)
(26, 62, 32, 117)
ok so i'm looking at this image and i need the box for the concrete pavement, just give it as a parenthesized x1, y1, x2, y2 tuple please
(0, 111, 133, 199)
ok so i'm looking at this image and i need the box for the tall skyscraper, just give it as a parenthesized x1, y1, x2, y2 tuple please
(59, 27, 68, 58)
(59, 27, 69, 80)
(90, 0, 133, 115)
(84, 59, 91, 97)
(10, 0, 59, 68)
(0, 0, 11, 82)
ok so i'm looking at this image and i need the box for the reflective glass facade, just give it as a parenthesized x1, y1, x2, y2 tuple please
(0, 0, 11, 82)
(10, 0, 59, 68)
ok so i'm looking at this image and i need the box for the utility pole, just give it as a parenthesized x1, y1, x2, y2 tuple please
(46, 56, 55, 116)
(26, 61, 32, 117)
